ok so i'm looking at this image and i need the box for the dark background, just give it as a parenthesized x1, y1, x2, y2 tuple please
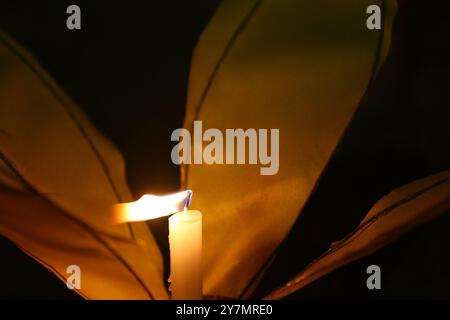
(0, 0, 450, 299)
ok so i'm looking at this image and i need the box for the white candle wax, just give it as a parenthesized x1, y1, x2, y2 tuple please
(169, 209, 203, 300)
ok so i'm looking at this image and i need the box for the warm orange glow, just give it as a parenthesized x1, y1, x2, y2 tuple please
(113, 190, 192, 223)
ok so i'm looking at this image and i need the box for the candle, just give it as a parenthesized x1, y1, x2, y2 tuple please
(169, 208, 202, 300)
(113, 190, 202, 300)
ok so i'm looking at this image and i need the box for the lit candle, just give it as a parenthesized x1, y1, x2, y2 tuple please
(113, 190, 203, 300)
(169, 208, 202, 300)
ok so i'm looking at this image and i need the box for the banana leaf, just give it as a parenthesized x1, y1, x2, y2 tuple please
(266, 170, 450, 299)
(183, 0, 397, 298)
(0, 31, 168, 300)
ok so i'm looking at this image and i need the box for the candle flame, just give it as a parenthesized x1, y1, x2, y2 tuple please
(114, 190, 192, 223)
